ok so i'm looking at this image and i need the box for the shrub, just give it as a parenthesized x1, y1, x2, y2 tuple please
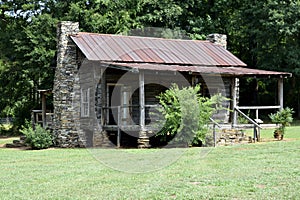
(155, 84, 226, 146)
(20, 122, 53, 149)
(0, 123, 13, 136)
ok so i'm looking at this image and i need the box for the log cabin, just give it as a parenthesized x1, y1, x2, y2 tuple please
(52, 21, 291, 148)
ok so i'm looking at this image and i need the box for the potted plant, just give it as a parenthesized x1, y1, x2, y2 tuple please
(269, 107, 294, 140)
(273, 126, 284, 140)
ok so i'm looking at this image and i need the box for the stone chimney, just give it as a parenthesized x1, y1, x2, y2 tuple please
(206, 34, 227, 49)
(53, 21, 85, 147)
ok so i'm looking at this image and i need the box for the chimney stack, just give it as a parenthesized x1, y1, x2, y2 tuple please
(206, 34, 227, 49)
(53, 21, 85, 147)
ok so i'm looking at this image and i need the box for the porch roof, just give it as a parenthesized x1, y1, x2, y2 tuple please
(101, 62, 292, 77)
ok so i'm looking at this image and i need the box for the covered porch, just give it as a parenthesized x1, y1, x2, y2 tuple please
(96, 62, 291, 147)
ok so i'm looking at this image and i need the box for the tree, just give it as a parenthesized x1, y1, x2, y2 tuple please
(228, 0, 300, 116)
(0, 1, 56, 127)
(1, 0, 300, 133)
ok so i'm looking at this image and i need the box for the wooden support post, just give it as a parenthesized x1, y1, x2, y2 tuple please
(257, 127, 260, 142)
(139, 71, 145, 130)
(138, 70, 150, 148)
(31, 111, 35, 129)
(278, 77, 284, 110)
(41, 92, 46, 128)
(117, 106, 121, 148)
(191, 75, 196, 87)
(101, 69, 107, 126)
(231, 78, 238, 128)
(256, 109, 259, 120)
(253, 126, 257, 143)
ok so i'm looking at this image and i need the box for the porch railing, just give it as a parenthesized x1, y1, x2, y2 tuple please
(235, 107, 263, 142)
(102, 104, 161, 147)
(31, 110, 54, 129)
(103, 104, 161, 127)
(209, 117, 222, 147)
(236, 105, 281, 120)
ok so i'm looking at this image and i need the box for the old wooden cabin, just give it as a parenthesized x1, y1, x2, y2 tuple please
(52, 21, 291, 148)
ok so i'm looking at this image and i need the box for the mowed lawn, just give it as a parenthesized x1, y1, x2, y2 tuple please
(0, 127, 299, 199)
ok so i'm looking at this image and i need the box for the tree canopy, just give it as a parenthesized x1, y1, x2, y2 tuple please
(1, 0, 300, 128)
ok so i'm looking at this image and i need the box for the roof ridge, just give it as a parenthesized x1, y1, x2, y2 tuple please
(76, 32, 210, 43)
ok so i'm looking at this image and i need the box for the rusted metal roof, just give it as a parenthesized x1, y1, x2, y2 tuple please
(102, 62, 292, 77)
(71, 32, 291, 77)
(71, 32, 247, 66)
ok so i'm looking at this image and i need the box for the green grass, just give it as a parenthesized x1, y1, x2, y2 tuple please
(243, 124, 300, 141)
(1, 135, 300, 199)
(260, 126, 300, 140)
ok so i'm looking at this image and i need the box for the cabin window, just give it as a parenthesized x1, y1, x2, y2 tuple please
(81, 88, 90, 117)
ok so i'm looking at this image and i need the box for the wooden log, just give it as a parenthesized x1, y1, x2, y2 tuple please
(139, 71, 145, 130)
(278, 77, 284, 110)
(117, 106, 121, 148)
(237, 106, 281, 110)
(101, 68, 107, 126)
(231, 78, 238, 127)
(41, 92, 46, 128)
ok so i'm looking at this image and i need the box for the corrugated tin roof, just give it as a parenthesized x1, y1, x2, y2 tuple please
(71, 32, 247, 67)
(102, 62, 292, 77)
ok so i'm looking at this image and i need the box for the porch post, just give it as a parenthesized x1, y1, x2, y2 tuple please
(138, 70, 150, 148)
(41, 91, 47, 128)
(278, 77, 284, 110)
(139, 70, 145, 129)
(101, 69, 107, 126)
(232, 78, 238, 127)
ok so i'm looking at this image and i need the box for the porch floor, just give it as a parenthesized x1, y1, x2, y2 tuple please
(103, 125, 160, 132)
(103, 123, 278, 132)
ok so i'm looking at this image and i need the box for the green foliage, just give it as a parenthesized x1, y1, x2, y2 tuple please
(1, 0, 300, 130)
(20, 122, 53, 149)
(0, 9, 56, 128)
(0, 123, 13, 136)
(156, 84, 226, 146)
(269, 107, 294, 135)
(237, 110, 251, 124)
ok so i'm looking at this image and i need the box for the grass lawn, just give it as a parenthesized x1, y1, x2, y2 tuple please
(243, 125, 300, 141)
(0, 129, 300, 199)
(260, 126, 300, 140)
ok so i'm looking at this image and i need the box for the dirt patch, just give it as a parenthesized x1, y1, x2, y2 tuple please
(255, 184, 267, 189)
(235, 147, 252, 151)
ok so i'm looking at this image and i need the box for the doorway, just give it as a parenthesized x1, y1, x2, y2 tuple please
(107, 84, 132, 126)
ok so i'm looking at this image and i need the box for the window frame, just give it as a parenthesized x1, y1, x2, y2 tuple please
(81, 88, 90, 117)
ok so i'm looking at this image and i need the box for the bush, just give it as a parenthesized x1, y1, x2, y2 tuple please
(20, 122, 53, 149)
(0, 123, 13, 136)
(155, 84, 226, 146)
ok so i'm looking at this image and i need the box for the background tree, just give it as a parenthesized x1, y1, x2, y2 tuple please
(1, 0, 299, 133)
(229, 0, 300, 117)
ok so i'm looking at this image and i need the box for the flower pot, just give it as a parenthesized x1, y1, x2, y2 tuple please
(274, 130, 283, 140)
